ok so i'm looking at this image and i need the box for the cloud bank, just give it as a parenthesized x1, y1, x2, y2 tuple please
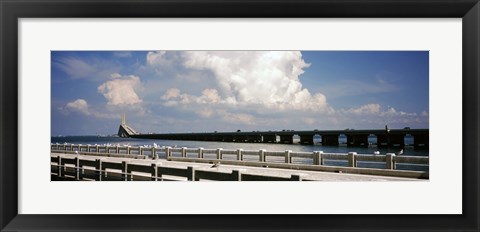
(148, 51, 332, 114)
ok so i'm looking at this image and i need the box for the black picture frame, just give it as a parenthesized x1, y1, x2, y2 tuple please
(1, 0, 479, 231)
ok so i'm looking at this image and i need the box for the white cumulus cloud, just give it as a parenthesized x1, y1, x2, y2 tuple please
(380, 106, 417, 117)
(98, 73, 142, 105)
(65, 99, 91, 115)
(344, 104, 381, 115)
(148, 51, 332, 113)
(147, 51, 167, 66)
(201, 89, 221, 103)
(161, 88, 181, 100)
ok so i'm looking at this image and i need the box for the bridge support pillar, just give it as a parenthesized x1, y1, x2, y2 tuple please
(389, 134, 405, 148)
(247, 135, 262, 143)
(413, 134, 429, 149)
(262, 134, 277, 143)
(223, 135, 234, 142)
(299, 135, 314, 145)
(376, 134, 405, 148)
(212, 134, 222, 142)
(376, 134, 388, 148)
(346, 134, 369, 147)
(321, 134, 339, 146)
(234, 135, 248, 142)
(279, 135, 293, 144)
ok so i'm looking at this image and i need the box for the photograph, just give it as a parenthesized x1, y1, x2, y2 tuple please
(51, 50, 429, 181)
(2, 0, 478, 230)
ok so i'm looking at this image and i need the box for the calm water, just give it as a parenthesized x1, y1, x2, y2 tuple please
(51, 135, 428, 156)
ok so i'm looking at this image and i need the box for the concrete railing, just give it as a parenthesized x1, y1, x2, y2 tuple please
(51, 143, 429, 172)
(51, 143, 159, 156)
(50, 155, 306, 181)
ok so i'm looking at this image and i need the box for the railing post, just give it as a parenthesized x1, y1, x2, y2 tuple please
(216, 148, 223, 160)
(386, 153, 396, 170)
(187, 166, 196, 181)
(87, 145, 91, 152)
(74, 157, 80, 180)
(348, 152, 357, 167)
(151, 163, 158, 181)
(116, 146, 119, 154)
(313, 151, 321, 165)
(236, 149, 243, 161)
(232, 170, 242, 181)
(158, 167, 164, 181)
(152, 147, 158, 159)
(320, 151, 325, 165)
(78, 162, 84, 180)
(58, 155, 63, 177)
(122, 161, 128, 181)
(95, 145, 99, 153)
(259, 149, 266, 162)
(291, 175, 303, 181)
(285, 150, 292, 163)
(127, 146, 131, 154)
(166, 147, 171, 160)
(95, 159, 102, 181)
(198, 147, 204, 158)
(181, 147, 187, 158)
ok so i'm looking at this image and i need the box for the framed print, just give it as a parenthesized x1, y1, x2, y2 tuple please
(1, 0, 479, 231)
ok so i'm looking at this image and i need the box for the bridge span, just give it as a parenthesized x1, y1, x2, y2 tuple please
(118, 113, 428, 149)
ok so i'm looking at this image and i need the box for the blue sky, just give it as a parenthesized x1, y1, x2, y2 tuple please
(51, 51, 429, 136)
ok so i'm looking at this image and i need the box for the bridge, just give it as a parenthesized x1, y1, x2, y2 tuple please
(118, 114, 428, 149)
(117, 113, 139, 137)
